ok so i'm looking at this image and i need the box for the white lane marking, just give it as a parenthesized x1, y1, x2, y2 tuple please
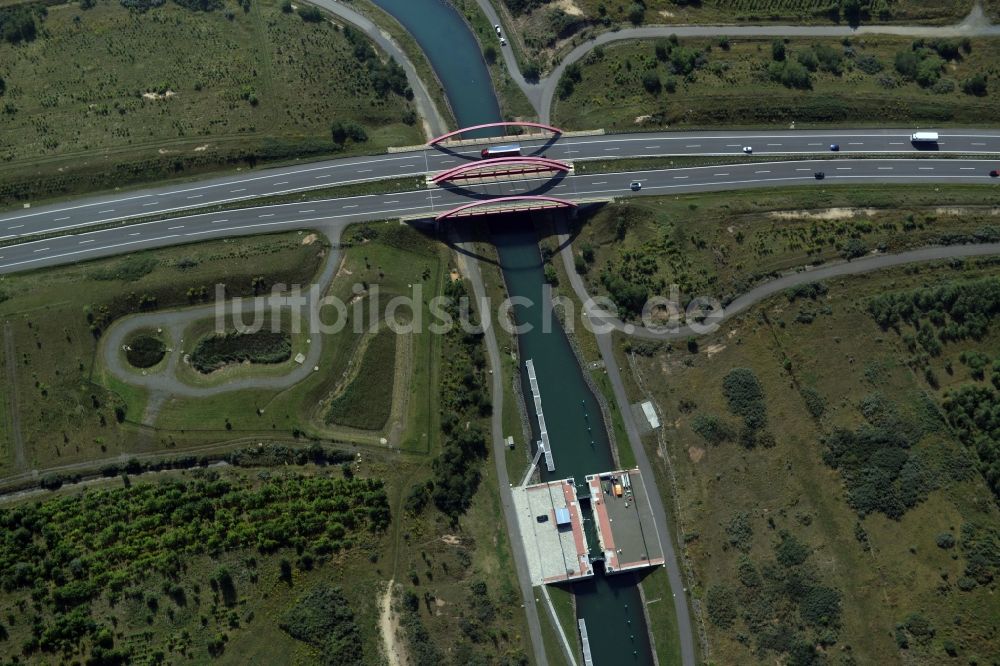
(889, 142, 904, 145)
(685, 144, 701, 148)
(211, 219, 228, 224)
(972, 142, 986, 146)
(961, 167, 976, 170)
(398, 164, 417, 167)
(187, 195, 203, 199)
(440, 160, 456, 164)
(725, 144, 741, 147)
(55, 216, 70, 221)
(32, 247, 49, 253)
(384, 200, 400, 203)
(259, 214, 274, 218)
(0, 235, 182, 270)
(78, 239, 94, 245)
(343, 205, 358, 209)
(795, 168, 812, 172)
(713, 173, 729, 176)
(836, 167, 852, 170)
(766, 143, 782, 146)
(358, 169, 372, 173)
(674, 176, 689, 179)
(878, 167, 893, 170)
(592, 181, 607, 185)
(274, 181, 289, 185)
(98, 209, 115, 214)
(807, 143, 822, 146)
(919, 167, 934, 170)
(755, 170, 771, 174)
(168, 225, 184, 230)
(142, 202, 159, 207)
(8, 225, 23, 230)
(644, 145, 660, 149)
(231, 188, 246, 192)
(299, 209, 315, 213)
(315, 175, 331, 180)
(604, 148, 620, 151)
(129, 232, 141, 236)
(848, 142, 864, 145)
(564, 150, 580, 154)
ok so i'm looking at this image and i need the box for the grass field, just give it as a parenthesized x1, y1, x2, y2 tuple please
(0, 0, 422, 206)
(496, 0, 977, 68)
(119, 223, 444, 453)
(553, 35, 1000, 130)
(568, 185, 1000, 319)
(0, 231, 326, 474)
(620, 256, 1000, 663)
(325, 325, 398, 430)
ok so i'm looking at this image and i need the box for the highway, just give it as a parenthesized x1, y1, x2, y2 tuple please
(3, 130, 1000, 242)
(1, 156, 996, 274)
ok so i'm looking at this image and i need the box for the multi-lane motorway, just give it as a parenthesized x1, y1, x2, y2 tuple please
(2, 129, 1000, 247)
(0, 152, 997, 273)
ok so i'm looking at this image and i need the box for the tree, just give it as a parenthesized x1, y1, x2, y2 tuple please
(523, 61, 541, 82)
(641, 71, 661, 94)
(771, 39, 786, 61)
(627, 2, 645, 25)
(963, 72, 987, 96)
(298, 5, 322, 22)
(0, 77, 5, 96)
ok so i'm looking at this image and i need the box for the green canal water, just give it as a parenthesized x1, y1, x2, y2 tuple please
(368, 2, 656, 664)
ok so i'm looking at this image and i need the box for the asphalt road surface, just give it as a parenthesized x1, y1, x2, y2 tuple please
(3, 130, 1000, 242)
(1, 156, 996, 274)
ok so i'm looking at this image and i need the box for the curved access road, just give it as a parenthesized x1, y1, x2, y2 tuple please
(471, 0, 1000, 121)
(1, 156, 996, 275)
(5, 130, 1000, 243)
(309, 0, 448, 139)
(561, 240, 1000, 341)
(100, 236, 340, 397)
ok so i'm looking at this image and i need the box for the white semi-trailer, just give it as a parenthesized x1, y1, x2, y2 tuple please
(911, 131, 939, 142)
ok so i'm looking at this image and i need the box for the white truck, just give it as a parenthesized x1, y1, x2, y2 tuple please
(910, 131, 939, 143)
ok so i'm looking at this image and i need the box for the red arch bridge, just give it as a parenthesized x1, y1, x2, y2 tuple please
(432, 156, 571, 184)
(435, 196, 577, 222)
(428, 121, 563, 146)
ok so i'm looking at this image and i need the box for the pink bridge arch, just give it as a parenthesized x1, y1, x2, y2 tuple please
(435, 195, 577, 221)
(432, 156, 571, 183)
(428, 121, 563, 146)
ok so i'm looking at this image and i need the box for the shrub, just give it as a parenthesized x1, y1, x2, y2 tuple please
(936, 532, 955, 549)
(298, 5, 322, 22)
(775, 531, 810, 567)
(722, 368, 768, 432)
(280, 585, 362, 663)
(190, 331, 291, 373)
(691, 414, 735, 445)
(800, 387, 825, 418)
(125, 335, 166, 368)
(725, 512, 753, 551)
(705, 585, 737, 628)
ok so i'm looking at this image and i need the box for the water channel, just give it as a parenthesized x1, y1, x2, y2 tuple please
(368, 2, 656, 663)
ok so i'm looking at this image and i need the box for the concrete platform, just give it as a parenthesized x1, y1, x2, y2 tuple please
(513, 478, 594, 585)
(586, 468, 664, 575)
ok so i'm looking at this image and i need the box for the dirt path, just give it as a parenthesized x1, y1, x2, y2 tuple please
(3, 321, 26, 472)
(379, 579, 408, 666)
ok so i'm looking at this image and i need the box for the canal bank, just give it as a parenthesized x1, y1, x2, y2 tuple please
(367, 1, 662, 663)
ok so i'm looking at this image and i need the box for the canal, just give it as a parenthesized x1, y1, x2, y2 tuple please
(368, 2, 656, 664)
